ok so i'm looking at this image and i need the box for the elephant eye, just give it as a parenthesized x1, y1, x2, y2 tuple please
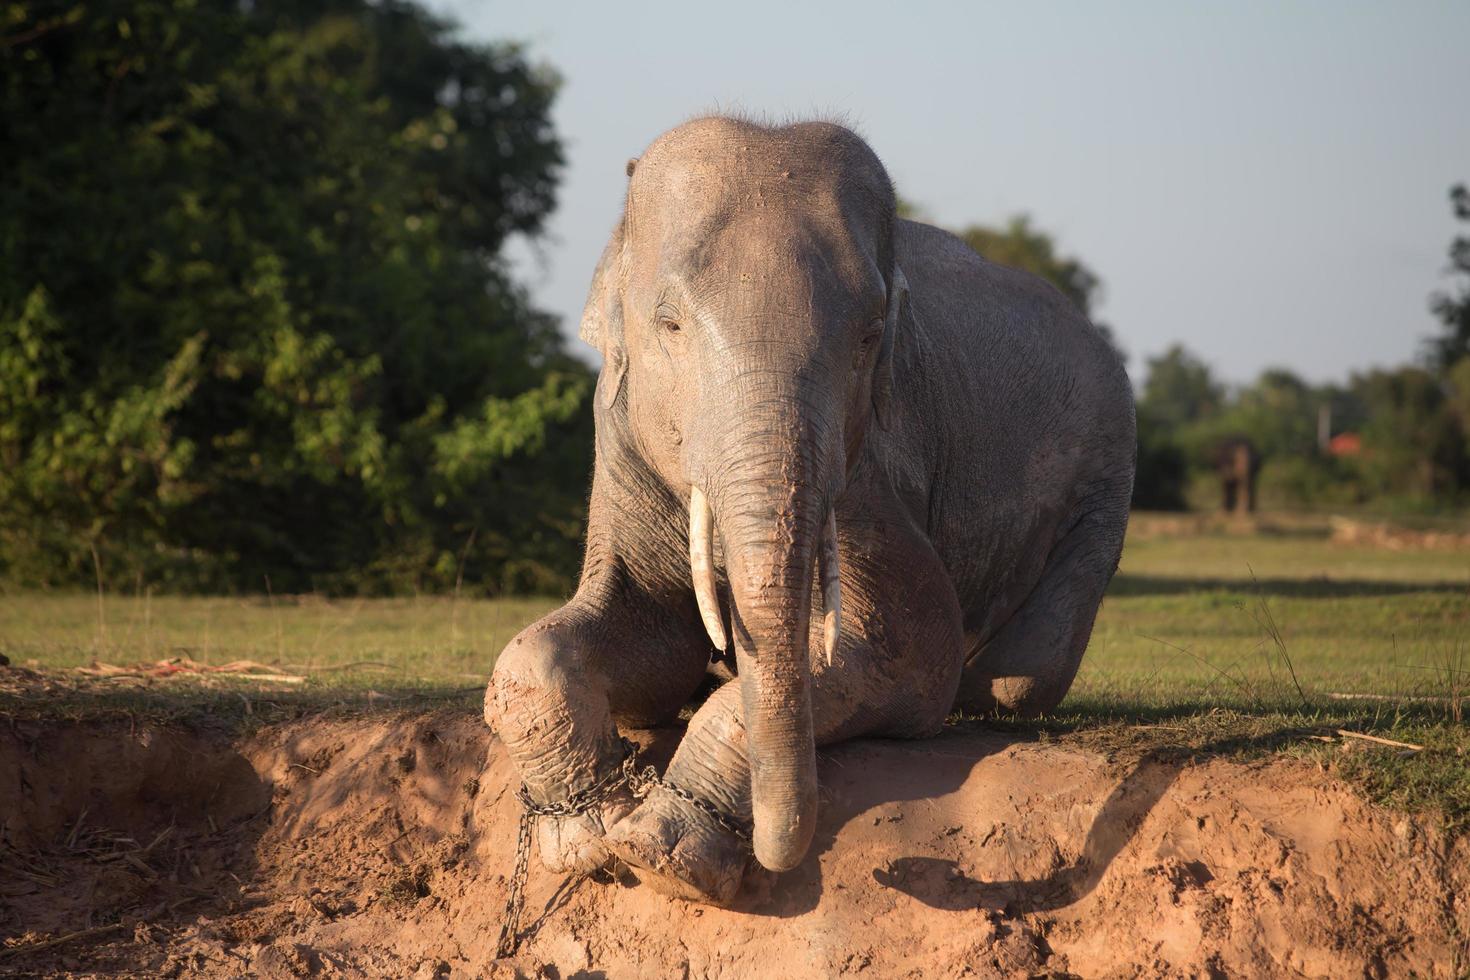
(658, 317, 682, 334)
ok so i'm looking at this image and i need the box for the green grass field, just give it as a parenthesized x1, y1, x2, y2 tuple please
(0, 591, 558, 685)
(1083, 524, 1470, 706)
(3, 515, 1465, 703)
(2, 514, 1467, 826)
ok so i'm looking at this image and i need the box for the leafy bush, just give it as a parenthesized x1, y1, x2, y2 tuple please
(0, 0, 591, 594)
(1256, 456, 1362, 510)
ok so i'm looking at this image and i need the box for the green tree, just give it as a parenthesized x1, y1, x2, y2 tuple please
(1444, 356, 1470, 435)
(1131, 411, 1188, 510)
(0, 0, 591, 593)
(1129, 346, 1228, 510)
(1428, 184, 1470, 369)
(1139, 345, 1223, 431)
(1199, 369, 1318, 459)
(1352, 367, 1465, 502)
(1190, 369, 1369, 509)
(958, 215, 1100, 315)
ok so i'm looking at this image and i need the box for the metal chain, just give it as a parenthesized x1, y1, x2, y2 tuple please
(513, 739, 645, 819)
(495, 737, 752, 958)
(632, 768, 753, 844)
(494, 807, 534, 959)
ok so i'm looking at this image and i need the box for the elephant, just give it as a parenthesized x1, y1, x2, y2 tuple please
(1214, 436, 1260, 515)
(486, 116, 1135, 905)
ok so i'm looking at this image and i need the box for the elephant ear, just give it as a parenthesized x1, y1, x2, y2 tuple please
(872, 264, 909, 430)
(579, 219, 629, 409)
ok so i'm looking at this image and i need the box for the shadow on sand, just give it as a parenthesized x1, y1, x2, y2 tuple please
(863, 727, 1316, 916)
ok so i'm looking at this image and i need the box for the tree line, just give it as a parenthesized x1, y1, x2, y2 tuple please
(954, 190, 1470, 516)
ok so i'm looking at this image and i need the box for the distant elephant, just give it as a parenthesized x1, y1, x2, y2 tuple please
(1215, 437, 1260, 514)
(487, 117, 1135, 904)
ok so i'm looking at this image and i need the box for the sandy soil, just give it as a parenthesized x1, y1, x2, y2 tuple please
(2, 710, 1466, 978)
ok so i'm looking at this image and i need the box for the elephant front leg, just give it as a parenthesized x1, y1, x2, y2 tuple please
(488, 601, 709, 873)
(606, 681, 754, 903)
(604, 654, 957, 905)
(606, 510, 965, 903)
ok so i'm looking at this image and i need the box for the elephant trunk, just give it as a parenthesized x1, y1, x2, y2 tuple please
(687, 393, 841, 872)
(722, 479, 820, 872)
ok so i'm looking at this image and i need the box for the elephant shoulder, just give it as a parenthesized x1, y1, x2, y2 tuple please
(894, 218, 1129, 402)
(894, 219, 1089, 336)
(892, 218, 1134, 473)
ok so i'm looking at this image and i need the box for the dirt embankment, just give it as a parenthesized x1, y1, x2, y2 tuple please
(2, 712, 1466, 978)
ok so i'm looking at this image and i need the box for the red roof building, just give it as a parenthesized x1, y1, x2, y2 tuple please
(1327, 432, 1362, 457)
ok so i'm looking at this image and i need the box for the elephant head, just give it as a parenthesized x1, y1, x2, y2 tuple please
(580, 117, 908, 872)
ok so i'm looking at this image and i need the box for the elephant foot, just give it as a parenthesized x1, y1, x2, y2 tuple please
(604, 784, 749, 905)
(534, 785, 637, 874)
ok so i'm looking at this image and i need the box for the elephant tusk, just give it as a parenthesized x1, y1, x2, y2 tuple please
(819, 505, 841, 666)
(689, 485, 728, 652)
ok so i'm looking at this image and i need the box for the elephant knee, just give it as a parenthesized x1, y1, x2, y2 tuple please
(486, 614, 625, 806)
(955, 668, 1068, 719)
(485, 618, 588, 734)
(494, 620, 580, 688)
(989, 675, 1066, 718)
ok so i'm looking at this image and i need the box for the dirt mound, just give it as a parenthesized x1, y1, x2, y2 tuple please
(2, 712, 1466, 978)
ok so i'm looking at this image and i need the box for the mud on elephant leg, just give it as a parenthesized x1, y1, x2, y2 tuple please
(606, 681, 752, 904)
(606, 580, 964, 902)
(488, 619, 631, 874)
(488, 606, 707, 874)
(605, 495, 966, 904)
(605, 653, 963, 904)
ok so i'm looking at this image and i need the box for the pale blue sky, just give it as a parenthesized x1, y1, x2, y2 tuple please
(435, 1, 1470, 384)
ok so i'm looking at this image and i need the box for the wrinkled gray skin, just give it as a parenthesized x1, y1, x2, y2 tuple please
(487, 117, 1135, 904)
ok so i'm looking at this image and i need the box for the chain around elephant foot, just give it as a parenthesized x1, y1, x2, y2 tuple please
(498, 739, 642, 957)
(533, 787, 636, 874)
(517, 740, 645, 874)
(604, 782, 751, 906)
(498, 740, 752, 957)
